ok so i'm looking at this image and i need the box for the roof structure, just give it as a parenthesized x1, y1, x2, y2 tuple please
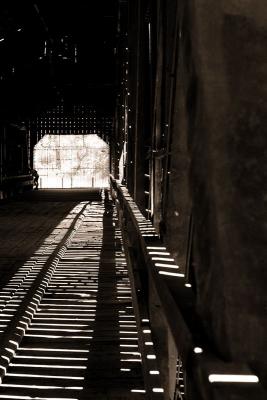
(0, 1, 118, 120)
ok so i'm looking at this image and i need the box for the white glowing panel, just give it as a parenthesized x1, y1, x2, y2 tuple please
(34, 134, 109, 188)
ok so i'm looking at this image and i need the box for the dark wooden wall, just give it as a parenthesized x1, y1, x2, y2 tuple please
(114, 0, 267, 396)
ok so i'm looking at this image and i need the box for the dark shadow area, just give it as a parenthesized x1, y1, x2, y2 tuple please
(13, 188, 102, 202)
(81, 191, 144, 399)
(81, 192, 119, 396)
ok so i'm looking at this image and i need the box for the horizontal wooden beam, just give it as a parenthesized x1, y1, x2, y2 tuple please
(110, 175, 266, 400)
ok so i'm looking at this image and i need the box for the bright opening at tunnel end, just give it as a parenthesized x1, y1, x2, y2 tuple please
(34, 134, 109, 189)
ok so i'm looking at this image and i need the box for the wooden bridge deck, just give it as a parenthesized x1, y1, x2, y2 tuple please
(0, 186, 264, 400)
(0, 190, 158, 400)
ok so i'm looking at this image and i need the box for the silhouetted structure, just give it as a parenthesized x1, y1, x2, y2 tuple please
(0, 1, 266, 399)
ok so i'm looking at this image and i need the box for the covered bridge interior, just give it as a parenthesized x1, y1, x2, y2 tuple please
(0, 1, 266, 399)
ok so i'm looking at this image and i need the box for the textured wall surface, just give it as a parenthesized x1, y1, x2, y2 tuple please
(117, 0, 267, 392)
(187, 0, 267, 376)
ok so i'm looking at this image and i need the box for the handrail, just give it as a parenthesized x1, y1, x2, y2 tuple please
(110, 175, 265, 400)
(110, 175, 193, 360)
(2, 174, 32, 181)
(0, 175, 33, 199)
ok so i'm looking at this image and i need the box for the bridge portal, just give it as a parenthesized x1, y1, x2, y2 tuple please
(34, 134, 109, 188)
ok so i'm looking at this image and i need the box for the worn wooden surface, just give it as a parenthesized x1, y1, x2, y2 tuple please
(0, 190, 150, 399)
(111, 177, 266, 400)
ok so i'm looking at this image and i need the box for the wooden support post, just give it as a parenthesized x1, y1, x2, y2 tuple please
(151, 0, 164, 232)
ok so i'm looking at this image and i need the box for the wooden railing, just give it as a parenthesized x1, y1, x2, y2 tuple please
(110, 175, 265, 400)
(0, 174, 33, 199)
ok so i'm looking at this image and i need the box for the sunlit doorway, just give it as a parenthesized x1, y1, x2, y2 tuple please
(34, 134, 109, 188)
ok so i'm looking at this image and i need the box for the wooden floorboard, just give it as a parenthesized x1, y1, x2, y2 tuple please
(0, 196, 148, 399)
